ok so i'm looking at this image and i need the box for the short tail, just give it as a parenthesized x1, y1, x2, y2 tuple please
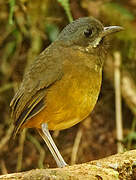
(11, 126, 19, 139)
(8, 125, 20, 148)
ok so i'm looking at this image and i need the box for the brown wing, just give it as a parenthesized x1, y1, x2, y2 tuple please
(10, 44, 63, 137)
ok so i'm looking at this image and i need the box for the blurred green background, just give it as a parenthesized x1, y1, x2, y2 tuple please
(0, 0, 136, 174)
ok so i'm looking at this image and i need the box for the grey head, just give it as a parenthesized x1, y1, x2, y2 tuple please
(56, 17, 123, 49)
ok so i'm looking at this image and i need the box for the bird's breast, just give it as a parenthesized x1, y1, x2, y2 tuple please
(44, 63, 102, 130)
(23, 49, 103, 130)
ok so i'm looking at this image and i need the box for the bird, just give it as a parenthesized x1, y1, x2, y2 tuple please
(10, 16, 123, 168)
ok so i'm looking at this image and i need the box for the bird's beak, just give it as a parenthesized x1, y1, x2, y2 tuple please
(101, 26, 124, 37)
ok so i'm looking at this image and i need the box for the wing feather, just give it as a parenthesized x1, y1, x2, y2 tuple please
(10, 45, 63, 137)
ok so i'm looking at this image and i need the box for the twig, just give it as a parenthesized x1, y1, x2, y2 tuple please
(0, 27, 14, 47)
(71, 128, 82, 165)
(0, 160, 8, 175)
(57, 0, 73, 22)
(16, 129, 26, 172)
(114, 51, 123, 153)
(27, 132, 45, 168)
(0, 150, 136, 179)
(0, 83, 14, 93)
(127, 116, 136, 150)
(121, 73, 136, 116)
(53, 130, 60, 138)
(9, 0, 15, 25)
(0, 125, 14, 151)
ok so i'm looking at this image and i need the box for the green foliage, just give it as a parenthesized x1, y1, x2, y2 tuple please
(125, 132, 136, 142)
(4, 41, 16, 59)
(9, 0, 15, 25)
(105, 2, 134, 21)
(46, 24, 60, 42)
(102, 2, 136, 68)
(102, 2, 136, 41)
(57, 0, 73, 22)
(124, 117, 136, 150)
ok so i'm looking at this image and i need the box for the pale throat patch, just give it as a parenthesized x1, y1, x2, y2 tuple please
(91, 37, 102, 48)
(85, 37, 102, 52)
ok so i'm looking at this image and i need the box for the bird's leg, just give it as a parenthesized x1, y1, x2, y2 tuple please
(37, 123, 67, 168)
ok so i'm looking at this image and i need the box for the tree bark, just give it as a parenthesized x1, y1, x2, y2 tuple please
(0, 150, 136, 180)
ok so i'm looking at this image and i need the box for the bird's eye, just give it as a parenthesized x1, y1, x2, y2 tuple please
(84, 29, 93, 38)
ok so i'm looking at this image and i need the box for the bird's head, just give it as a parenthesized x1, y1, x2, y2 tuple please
(57, 17, 123, 52)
